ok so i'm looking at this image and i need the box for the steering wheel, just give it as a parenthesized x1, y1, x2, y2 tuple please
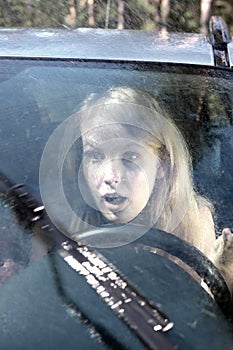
(76, 225, 233, 320)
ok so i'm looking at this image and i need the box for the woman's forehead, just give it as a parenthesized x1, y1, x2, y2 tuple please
(80, 102, 156, 131)
(81, 123, 150, 146)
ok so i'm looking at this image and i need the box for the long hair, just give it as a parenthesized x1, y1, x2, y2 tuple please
(63, 87, 214, 253)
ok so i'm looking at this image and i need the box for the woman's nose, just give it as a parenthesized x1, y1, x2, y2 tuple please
(102, 160, 121, 186)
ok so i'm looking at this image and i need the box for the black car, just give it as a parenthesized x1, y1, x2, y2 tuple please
(0, 16, 232, 350)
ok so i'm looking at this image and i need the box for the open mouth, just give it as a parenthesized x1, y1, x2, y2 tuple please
(103, 193, 127, 205)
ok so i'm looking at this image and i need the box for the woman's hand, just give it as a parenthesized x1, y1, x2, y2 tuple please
(209, 228, 233, 296)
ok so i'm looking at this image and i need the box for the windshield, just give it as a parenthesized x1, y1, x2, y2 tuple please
(1, 60, 232, 229)
(0, 59, 233, 349)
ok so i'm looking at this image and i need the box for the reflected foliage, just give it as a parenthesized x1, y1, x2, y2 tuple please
(0, 196, 31, 285)
(155, 70, 233, 230)
(0, 0, 232, 35)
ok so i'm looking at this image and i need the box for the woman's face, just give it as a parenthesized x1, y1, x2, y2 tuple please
(81, 123, 162, 224)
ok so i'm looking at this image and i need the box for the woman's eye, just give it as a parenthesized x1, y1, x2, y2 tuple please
(122, 152, 140, 163)
(84, 150, 105, 162)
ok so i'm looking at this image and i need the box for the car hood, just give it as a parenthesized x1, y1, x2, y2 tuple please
(0, 27, 219, 65)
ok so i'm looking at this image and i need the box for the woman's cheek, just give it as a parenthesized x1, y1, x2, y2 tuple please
(93, 166, 103, 189)
(84, 162, 99, 188)
(129, 167, 148, 185)
(135, 171, 151, 199)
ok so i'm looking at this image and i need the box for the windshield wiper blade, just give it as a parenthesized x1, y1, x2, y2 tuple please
(0, 172, 176, 350)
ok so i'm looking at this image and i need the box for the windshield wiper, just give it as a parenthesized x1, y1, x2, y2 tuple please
(0, 171, 176, 350)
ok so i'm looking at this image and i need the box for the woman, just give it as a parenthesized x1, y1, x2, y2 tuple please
(64, 86, 216, 257)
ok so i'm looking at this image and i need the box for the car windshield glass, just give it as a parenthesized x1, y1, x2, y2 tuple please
(0, 59, 233, 348)
(1, 60, 232, 231)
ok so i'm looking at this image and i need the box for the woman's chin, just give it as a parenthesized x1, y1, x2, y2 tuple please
(101, 210, 136, 225)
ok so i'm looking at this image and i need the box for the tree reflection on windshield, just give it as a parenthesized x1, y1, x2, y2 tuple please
(0, 196, 30, 286)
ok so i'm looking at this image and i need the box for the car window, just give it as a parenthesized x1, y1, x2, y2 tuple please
(0, 58, 233, 349)
(1, 59, 232, 228)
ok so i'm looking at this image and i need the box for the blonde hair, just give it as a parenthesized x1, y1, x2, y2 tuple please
(65, 87, 215, 253)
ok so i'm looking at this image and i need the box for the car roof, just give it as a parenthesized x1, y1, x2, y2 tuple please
(0, 27, 221, 66)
